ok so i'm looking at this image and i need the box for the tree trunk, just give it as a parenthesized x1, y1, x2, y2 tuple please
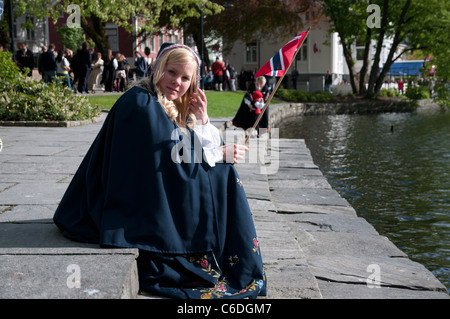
(340, 37, 358, 94)
(358, 27, 372, 95)
(80, 15, 110, 57)
(191, 31, 210, 68)
(366, 0, 390, 99)
(373, 0, 412, 97)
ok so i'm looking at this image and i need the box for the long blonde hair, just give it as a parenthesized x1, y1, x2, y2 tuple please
(143, 48, 199, 129)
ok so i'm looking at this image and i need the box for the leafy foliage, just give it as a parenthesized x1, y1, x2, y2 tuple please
(320, 0, 450, 98)
(405, 86, 430, 100)
(56, 25, 95, 52)
(0, 51, 101, 121)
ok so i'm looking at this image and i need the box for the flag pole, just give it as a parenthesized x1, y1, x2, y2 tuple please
(244, 27, 311, 145)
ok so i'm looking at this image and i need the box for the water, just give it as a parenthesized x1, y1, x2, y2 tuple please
(279, 111, 450, 293)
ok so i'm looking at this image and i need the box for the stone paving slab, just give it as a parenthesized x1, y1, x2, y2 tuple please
(261, 138, 449, 298)
(0, 119, 448, 299)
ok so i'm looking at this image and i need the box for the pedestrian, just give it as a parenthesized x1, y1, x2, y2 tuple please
(102, 49, 117, 92)
(55, 50, 71, 88)
(53, 42, 266, 299)
(238, 66, 246, 90)
(134, 51, 148, 81)
(203, 66, 214, 90)
(115, 53, 128, 92)
(41, 43, 57, 84)
(15, 42, 34, 77)
(397, 78, 404, 94)
(70, 48, 81, 92)
(228, 64, 236, 91)
(325, 70, 332, 93)
(291, 67, 298, 89)
(245, 68, 254, 90)
(211, 56, 226, 91)
(87, 52, 104, 92)
(37, 45, 47, 79)
(76, 41, 92, 94)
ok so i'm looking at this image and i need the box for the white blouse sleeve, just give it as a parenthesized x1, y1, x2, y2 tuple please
(194, 120, 223, 167)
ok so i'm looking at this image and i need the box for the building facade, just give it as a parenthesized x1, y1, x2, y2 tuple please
(224, 15, 407, 93)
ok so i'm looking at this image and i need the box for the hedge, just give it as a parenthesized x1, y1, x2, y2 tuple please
(0, 51, 101, 122)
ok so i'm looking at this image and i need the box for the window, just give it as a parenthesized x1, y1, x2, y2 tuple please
(297, 37, 308, 61)
(158, 34, 164, 50)
(356, 38, 365, 61)
(26, 17, 35, 41)
(149, 36, 154, 52)
(105, 23, 118, 51)
(246, 41, 257, 63)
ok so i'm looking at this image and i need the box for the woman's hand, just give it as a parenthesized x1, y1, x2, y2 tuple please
(220, 144, 248, 164)
(189, 89, 209, 125)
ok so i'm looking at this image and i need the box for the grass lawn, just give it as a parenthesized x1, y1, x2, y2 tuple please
(88, 90, 282, 118)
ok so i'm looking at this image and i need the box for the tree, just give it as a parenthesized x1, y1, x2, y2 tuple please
(56, 24, 93, 52)
(172, 0, 317, 70)
(8, 0, 222, 57)
(206, 0, 316, 54)
(320, 1, 367, 95)
(321, 0, 449, 98)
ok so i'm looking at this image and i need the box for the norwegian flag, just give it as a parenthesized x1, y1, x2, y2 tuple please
(255, 31, 309, 78)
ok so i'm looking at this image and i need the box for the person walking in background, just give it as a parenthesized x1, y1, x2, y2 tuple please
(55, 50, 71, 88)
(291, 67, 298, 89)
(41, 43, 57, 84)
(397, 78, 404, 94)
(115, 53, 128, 92)
(228, 64, 236, 91)
(325, 70, 332, 93)
(211, 56, 226, 91)
(15, 42, 34, 77)
(134, 51, 148, 81)
(102, 50, 117, 92)
(76, 41, 92, 94)
(37, 45, 47, 80)
(87, 52, 104, 92)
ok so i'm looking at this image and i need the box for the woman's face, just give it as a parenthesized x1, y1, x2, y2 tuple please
(159, 62, 195, 101)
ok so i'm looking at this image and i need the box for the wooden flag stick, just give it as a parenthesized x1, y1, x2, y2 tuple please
(244, 27, 311, 145)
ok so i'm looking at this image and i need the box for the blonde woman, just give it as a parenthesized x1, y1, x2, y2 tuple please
(53, 43, 266, 299)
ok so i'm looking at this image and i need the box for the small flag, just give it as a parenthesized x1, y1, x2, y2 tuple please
(255, 30, 309, 78)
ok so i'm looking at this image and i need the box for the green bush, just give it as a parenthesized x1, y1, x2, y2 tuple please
(379, 88, 402, 97)
(0, 51, 101, 121)
(405, 86, 430, 100)
(275, 88, 334, 103)
(434, 83, 449, 108)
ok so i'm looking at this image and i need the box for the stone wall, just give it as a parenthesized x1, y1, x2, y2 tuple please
(269, 100, 418, 128)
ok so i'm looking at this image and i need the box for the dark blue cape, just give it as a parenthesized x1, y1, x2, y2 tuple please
(53, 86, 266, 298)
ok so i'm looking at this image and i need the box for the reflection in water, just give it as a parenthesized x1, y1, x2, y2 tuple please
(279, 112, 450, 292)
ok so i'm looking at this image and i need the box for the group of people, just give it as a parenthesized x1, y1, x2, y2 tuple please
(15, 41, 149, 94)
(36, 42, 93, 93)
(202, 57, 237, 91)
(102, 50, 149, 92)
